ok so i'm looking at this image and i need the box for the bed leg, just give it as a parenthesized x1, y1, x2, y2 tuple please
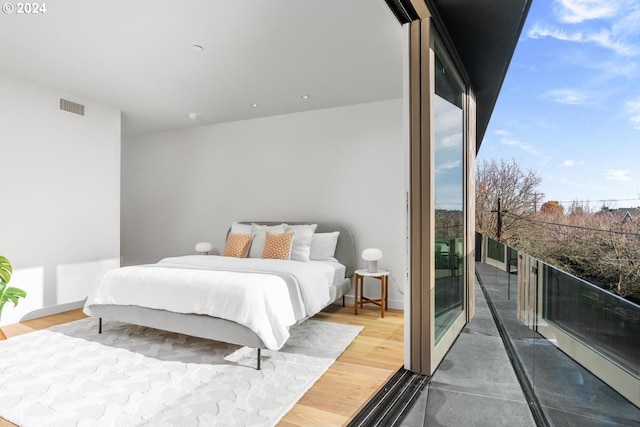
(257, 348, 261, 370)
(342, 295, 345, 307)
(98, 317, 102, 334)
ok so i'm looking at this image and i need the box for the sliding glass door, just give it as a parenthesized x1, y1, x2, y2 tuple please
(407, 14, 474, 375)
(433, 45, 466, 346)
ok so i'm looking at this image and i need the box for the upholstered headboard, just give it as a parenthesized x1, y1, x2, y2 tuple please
(232, 221, 356, 278)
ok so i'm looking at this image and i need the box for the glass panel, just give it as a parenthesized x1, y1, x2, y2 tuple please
(507, 247, 518, 273)
(487, 237, 505, 263)
(544, 264, 640, 376)
(477, 233, 640, 423)
(433, 50, 464, 344)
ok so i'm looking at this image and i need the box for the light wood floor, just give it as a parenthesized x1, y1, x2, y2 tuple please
(0, 304, 404, 427)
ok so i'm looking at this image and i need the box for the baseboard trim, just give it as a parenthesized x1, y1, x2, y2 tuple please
(19, 299, 86, 322)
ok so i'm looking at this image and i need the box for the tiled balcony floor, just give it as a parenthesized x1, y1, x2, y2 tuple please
(400, 278, 535, 426)
(476, 263, 639, 426)
(398, 263, 640, 426)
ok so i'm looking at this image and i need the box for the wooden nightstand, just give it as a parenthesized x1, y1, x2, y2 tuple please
(354, 269, 389, 318)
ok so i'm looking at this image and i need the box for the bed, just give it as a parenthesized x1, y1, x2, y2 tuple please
(83, 221, 355, 369)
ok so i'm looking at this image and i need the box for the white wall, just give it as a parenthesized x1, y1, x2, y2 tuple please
(0, 73, 121, 325)
(122, 99, 407, 308)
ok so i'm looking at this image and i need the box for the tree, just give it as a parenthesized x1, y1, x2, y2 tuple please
(519, 210, 640, 304)
(495, 198, 640, 303)
(540, 200, 564, 217)
(475, 160, 640, 303)
(475, 158, 543, 242)
(567, 200, 589, 217)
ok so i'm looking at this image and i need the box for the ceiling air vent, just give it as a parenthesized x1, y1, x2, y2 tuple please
(59, 98, 85, 116)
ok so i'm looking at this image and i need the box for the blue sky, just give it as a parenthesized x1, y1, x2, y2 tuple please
(479, 0, 640, 210)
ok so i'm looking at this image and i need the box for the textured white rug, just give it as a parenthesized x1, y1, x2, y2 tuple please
(0, 317, 362, 427)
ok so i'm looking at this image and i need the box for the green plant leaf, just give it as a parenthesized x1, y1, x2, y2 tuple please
(2, 287, 26, 308)
(6, 287, 27, 300)
(0, 256, 11, 285)
(0, 257, 26, 315)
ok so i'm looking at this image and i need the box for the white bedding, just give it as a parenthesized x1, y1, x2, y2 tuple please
(326, 261, 347, 287)
(84, 255, 341, 350)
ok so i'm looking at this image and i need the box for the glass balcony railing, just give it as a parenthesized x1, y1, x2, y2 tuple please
(543, 264, 640, 377)
(487, 236, 505, 263)
(476, 233, 640, 425)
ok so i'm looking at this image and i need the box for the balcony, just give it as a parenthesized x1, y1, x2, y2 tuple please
(397, 260, 639, 426)
(468, 235, 639, 424)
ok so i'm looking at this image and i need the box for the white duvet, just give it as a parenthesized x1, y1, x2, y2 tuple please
(84, 255, 337, 350)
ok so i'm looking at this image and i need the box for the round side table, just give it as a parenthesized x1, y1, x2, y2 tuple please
(354, 269, 389, 318)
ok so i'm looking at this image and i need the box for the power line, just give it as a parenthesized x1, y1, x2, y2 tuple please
(565, 254, 640, 262)
(506, 214, 605, 247)
(504, 212, 640, 237)
(499, 214, 640, 264)
(552, 198, 640, 205)
(532, 192, 543, 212)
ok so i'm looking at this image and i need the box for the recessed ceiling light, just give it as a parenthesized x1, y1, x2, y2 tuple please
(250, 103, 259, 108)
(301, 95, 310, 99)
(187, 112, 198, 120)
(192, 44, 204, 51)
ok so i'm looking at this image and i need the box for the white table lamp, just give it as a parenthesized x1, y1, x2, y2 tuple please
(362, 248, 383, 273)
(195, 242, 213, 255)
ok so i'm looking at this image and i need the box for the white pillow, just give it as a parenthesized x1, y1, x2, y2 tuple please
(231, 222, 252, 234)
(310, 231, 340, 261)
(285, 224, 318, 262)
(248, 223, 287, 258)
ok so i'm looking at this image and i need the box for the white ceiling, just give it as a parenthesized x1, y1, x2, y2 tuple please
(0, 0, 403, 137)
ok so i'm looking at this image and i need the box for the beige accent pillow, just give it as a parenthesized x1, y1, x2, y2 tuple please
(223, 233, 253, 258)
(261, 232, 294, 260)
(249, 223, 287, 258)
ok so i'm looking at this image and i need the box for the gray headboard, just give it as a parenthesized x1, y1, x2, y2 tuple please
(232, 221, 356, 278)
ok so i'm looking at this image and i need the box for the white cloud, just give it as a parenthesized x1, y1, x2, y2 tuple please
(528, 23, 583, 41)
(527, 22, 637, 56)
(436, 160, 461, 173)
(501, 138, 545, 158)
(562, 160, 576, 167)
(495, 130, 510, 136)
(588, 59, 638, 78)
(612, 7, 640, 38)
(553, 0, 617, 24)
(553, 0, 640, 35)
(604, 169, 633, 182)
(586, 29, 638, 56)
(624, 98, 640, 130)
(438, 132, 463, 149)
(544, 88, 588, 105)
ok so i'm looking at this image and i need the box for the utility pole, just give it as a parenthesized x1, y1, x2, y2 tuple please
(533, 192, 540, 213)
(491, 197, 508, 241)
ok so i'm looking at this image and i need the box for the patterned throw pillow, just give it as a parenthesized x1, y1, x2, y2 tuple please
(248, 223, 287, 258)
(261, 232, 294, 260)
(223, 233, 253, 258)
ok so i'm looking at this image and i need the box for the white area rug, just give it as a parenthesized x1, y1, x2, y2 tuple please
(0, 318, 362, 426)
